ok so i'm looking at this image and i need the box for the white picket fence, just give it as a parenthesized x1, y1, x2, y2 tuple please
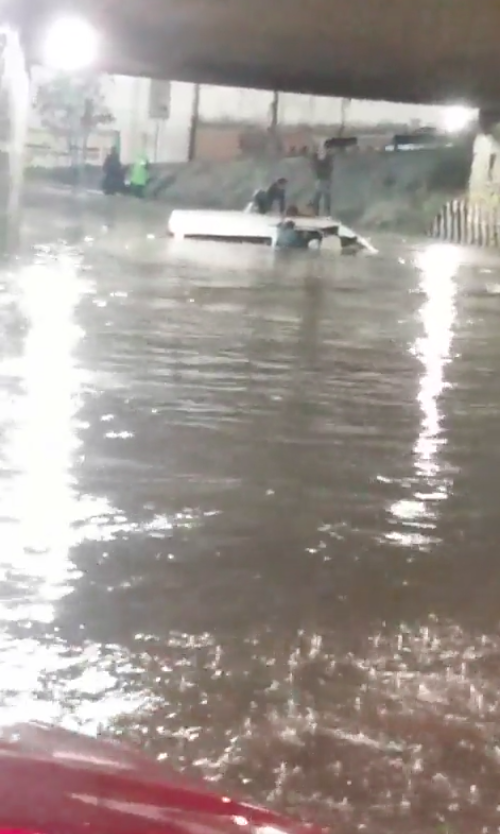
(429, 197, 500, 248)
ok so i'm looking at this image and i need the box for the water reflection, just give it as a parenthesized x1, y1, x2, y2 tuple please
(389, 244, 459, 547)
(413, 244, 459, 482)
(6, 253, 83, 620)
(0, 214, 498, 831)
(0, 249, 85, 722)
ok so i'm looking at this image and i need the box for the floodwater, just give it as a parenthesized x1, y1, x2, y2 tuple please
(2, 189, 500, 833)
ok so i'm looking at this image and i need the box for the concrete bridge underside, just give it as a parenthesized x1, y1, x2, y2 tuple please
(11, 0, 500, 106)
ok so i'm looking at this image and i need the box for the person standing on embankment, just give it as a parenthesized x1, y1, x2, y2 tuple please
(101, 147, 126, 195)
(310, 143, 333, 216)
(129, 153, 151, 198)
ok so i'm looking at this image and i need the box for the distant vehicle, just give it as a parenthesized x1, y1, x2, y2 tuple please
(385, 129, 453, 151)
(324, 136, 358, 150)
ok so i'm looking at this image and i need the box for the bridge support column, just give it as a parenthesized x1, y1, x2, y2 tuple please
(469, 108, 500, 204)
(0, 23, 29, 250)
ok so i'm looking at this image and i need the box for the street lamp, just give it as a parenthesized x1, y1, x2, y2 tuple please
(42, 16, 99, 72)
(41, 17, 100, 190)
(442, 105, 475, 134)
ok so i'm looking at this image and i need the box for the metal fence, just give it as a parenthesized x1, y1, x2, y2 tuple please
(429, 198, 500, 247)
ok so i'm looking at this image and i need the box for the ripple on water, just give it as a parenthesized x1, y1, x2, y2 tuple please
(0, 228, 499, 832)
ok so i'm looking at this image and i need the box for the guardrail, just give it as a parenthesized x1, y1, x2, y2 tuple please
(429, 198, 500, 247)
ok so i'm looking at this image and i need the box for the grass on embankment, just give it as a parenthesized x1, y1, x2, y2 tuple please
(27, 142, 472, 235)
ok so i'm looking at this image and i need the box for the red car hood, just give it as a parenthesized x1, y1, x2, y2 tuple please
(0, 724, 322, 834)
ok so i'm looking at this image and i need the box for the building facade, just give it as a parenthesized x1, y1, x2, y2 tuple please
(26, 69, 466, 169)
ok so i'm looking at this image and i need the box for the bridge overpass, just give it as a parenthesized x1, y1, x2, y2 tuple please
(6, 0, 500, 106)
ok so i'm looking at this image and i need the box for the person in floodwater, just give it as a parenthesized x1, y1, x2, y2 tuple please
(246, 177, 288, 214)
(102, 147, 125, 196)
(274, 218, 322, 249)
(129, 153, 150, 198)
(310, 143, 333, 216)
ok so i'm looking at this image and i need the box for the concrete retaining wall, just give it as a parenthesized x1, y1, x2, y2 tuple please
(196, 86, 453, 129)
(151, 144, 472, 233)
(469, 132, 500, 202)
(27, 141, 472, 235)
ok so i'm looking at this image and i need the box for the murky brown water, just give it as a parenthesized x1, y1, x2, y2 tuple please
(2, 192, 500, 833)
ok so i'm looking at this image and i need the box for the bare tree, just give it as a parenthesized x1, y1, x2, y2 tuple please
(36, 73, 114, 169)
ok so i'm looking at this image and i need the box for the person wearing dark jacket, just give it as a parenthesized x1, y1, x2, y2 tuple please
(274, 219, 322, 249)
(102, 147, 125, 196)
(246, 177, 288, 214)
(310, 145, 333, 216)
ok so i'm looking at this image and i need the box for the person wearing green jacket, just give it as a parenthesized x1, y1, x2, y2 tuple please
(129, 153, 150, 198)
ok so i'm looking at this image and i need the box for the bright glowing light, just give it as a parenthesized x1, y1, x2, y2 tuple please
(42, 17, 98, 72)
(2, 255, 85, 624)
(387, 243, 460, 549)
(442, 105, 475, 134)
(412, 244, 459, 480)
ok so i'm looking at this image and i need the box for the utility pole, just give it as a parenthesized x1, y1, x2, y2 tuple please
(269, 90, 280, 155)
(339, 97, 351, 137)
(188, 83, 200, 162)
